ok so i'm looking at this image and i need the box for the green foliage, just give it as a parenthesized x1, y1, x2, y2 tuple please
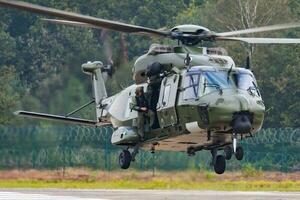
(241, 163, 262, 178)
(203, 171, 216, 180)
(0, 26, 15, 65)
(175, 0, 300, 127)
(0, 0, 299, 126)
(0, 66, 21, 124)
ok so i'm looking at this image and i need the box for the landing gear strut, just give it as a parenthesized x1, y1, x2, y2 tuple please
(233, 132, 237, 153)
(232, 131, 244, 161)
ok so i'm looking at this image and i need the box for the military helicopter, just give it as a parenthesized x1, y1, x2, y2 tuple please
(1, 0, 300, 174)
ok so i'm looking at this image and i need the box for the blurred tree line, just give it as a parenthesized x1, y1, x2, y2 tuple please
(0, 0, 299, 128)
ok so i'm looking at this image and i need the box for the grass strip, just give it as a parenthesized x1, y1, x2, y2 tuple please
(0, 180, 299, 191)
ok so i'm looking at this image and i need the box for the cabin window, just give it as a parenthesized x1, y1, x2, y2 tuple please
(162, 84, 171, 106)
(183, 73, 201, 100)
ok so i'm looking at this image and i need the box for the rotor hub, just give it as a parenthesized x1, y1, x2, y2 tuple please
(170, 24, 213, 46)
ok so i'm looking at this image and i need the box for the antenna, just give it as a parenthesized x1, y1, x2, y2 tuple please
(246, 44, 253, 69)
(246, 55, 251, 69)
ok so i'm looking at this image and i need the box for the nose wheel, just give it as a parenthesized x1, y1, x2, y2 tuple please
(232, 132, 244, 161)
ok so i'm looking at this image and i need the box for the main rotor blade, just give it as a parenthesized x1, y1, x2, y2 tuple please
(42, 18, 100, 29)
(217, 22, 300, 37)
(42, 18, 157, 37)
(0, 0, 169, 37)
(217, 37, 300, 44)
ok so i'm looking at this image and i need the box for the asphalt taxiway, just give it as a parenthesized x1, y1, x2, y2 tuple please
(0, 189, 299, 200)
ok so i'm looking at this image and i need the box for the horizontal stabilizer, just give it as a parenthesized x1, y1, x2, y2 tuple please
(14, 110, 110, 127)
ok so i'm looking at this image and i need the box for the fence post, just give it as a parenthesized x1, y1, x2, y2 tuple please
(139, 151, 144, 170)
(152, 152, 155, 177)
(104, 128, 110, 171)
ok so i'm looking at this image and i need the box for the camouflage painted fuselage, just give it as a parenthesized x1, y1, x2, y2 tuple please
(103, 46, 265, 152)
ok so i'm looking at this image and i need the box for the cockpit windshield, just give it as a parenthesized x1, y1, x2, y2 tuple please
(202, 71, 234, 94)
(183, 70, 234, 100)
(182, 67, 260, 100)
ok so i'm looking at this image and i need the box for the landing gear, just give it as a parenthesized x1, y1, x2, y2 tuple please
(187, 143, 244, 174)
(232, 131, 244, 161)
(118, 144, 140, 169)
(224, 146, 232, 160)
(233, 132, 237, 153)
(211, 149, 226, 174)
(210, 145, 243, 174)
(214, 155, 226, 174)
(119, 150, 131, 169)
(224, 145, 243, 161)
(235, 146, 244, 161)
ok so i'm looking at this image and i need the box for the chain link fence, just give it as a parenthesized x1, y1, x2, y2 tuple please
(0, 125, 299, 172)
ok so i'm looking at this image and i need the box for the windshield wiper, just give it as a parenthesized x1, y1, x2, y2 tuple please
(227, 64, 233, 82)
(247, 85, 260, 96)
(203, 83, 223, 95)
(247, 81, 260, 96)
(247, 86, 255, 95)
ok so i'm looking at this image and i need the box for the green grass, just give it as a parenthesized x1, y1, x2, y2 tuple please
(0, 179, 299, 191)
(241, 164, 263, 178)
(0, 169, 299, 191)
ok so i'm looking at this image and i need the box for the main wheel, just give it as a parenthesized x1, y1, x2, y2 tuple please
(235, 146, 244, 161)
(119, 150, 132, 169)
(224, 146, 232, 160)
(214, 155, 226, 174)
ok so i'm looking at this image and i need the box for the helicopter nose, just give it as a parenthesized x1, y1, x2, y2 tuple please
(231, 112, 252, 134)
(236, 94, 250, 111)
(205, 92, 256, 131)
(231, 94, 253, 133)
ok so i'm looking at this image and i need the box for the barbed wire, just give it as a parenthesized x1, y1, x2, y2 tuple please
(0, 125, 299, 171)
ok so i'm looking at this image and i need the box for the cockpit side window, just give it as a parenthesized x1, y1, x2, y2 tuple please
(234, 73, 260, 96)
(183, 73, 201, 100)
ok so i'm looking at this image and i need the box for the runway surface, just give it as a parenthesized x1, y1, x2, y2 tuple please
(0, 189, 299, 200)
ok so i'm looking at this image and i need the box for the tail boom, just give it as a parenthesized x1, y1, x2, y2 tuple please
(14, 110, 110, 126)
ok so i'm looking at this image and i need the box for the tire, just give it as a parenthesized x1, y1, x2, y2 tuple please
(224, 146, 232, 160)
(214, 155, 226, 174)
(235, 146, 244, 161)
(119, 150, 132, 169)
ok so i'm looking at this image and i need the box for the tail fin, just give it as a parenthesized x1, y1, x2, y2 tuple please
(82, 61, 107, 122)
